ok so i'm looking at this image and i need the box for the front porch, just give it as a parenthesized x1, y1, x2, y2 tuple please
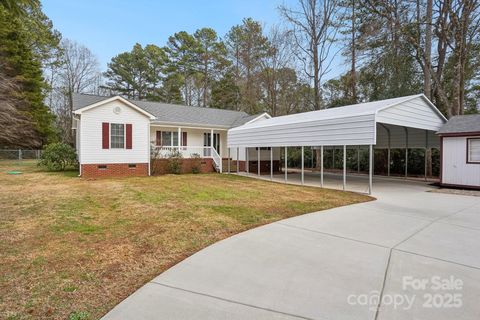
(150, 125, 228, 173)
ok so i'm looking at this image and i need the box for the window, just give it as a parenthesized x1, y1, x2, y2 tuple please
(156, 131, 179, 146)
(467, 138, 480, 163)
(110, 123, 125, 148)
(128, 164, 137, 168)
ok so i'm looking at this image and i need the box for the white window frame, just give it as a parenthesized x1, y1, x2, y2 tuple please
(467, 137, 480, 164)
(110, 123, 125, 149)
(158, 131, 178, 147)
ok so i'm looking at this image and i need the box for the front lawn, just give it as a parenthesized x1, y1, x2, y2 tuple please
(0, 160, 371, 319)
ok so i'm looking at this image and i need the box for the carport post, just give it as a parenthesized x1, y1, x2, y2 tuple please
(320, 146, 324, 187)
(236, 147, 239, 174)
(301, 146, 304, 185)
(369, 144, 373, 195)
(270, 147, 273, 181)
(343, 145, 346, 191)
(332, 146, 335, 168)
(404, 127, 409, 179)
(246, 147, 249, 175)
(424, 130, 428, 181)
(357, 146, 360, 173)
(284, 146, 288, 183)
(257, 147, 261, 176)
(228, 148, 231, 173)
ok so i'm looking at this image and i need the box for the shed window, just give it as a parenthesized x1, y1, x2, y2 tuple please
(110, 123, 125, 148)
(467, 138, 480, 163)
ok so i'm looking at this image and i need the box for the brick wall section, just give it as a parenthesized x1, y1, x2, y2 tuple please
(247, 160, 281, 174)
(81, 163, 148, 178)
(222, 160, 246, 172)
(151, 158, 215, 175)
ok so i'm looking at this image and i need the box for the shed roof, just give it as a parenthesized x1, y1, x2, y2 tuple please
(73, 93, 252, 128)
(437, 114, 480, 135)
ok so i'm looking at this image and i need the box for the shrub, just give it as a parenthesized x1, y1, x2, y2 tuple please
(167, 149, 183, 174)
(39, 143, 77, 171)
(190, 153, 201, 174)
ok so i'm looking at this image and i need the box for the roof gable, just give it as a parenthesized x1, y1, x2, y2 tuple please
(73, 95, 156, 119)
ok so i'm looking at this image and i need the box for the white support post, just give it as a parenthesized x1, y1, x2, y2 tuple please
(257, 147, 261, 176)
(320, 146, 324, 187)
(236, 147, 239, 174)
(228, 148, 231, 174)
(425, 130, 428, 181)
(404, 127, 409, 179)
(178, 127, 181, 148)
(210, 129, 214, 156)
(246, 147, 249, 175)
(332, 146, 335, 168)
(357, 146, 360, 174)
(369, 144, 373, 195)
(284, 146, 288, 183)
(18, 149, 22, 160)
(343, 145, 347, 191)
(301, 146, 304, 185)
(270, 147, 273, 181)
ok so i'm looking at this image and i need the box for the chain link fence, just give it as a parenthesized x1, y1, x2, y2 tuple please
(0, 149, 42, 160)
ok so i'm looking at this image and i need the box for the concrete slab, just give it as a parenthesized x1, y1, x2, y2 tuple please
(397, 222, 480, 268)
(279, 205, 431, 247)
(440, 203, 480, 230)
(153, 223, 389, 320)
(377, 250, 480, 320)
(102, 174, 480, 320)
(103, 283, 300, 320)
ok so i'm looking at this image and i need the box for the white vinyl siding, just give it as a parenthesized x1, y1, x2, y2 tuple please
(79, 100, 150, 164)
(468, 138, 480, 163)
(376, 97, 445, 131)
(442, 136, 480, 187)
(228, 114, 377, 147)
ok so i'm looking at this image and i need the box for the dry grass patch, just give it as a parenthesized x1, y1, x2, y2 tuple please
(0, 160, 371, 319)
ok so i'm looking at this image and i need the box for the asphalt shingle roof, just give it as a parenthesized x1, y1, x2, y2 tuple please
(72, 93, 253, 128)
(437, 114, 480, 134)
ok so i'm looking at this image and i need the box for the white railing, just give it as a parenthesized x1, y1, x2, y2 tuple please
(152, 146, 222, 173)
(210, 147, 222, 173)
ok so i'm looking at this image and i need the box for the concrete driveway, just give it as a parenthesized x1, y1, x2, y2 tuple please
(103, 175, 480, 320)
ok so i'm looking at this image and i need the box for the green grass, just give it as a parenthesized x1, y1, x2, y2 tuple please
(0, 160, 371, 319)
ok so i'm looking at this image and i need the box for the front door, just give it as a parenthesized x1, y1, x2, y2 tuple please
(204, 132, 220, 156)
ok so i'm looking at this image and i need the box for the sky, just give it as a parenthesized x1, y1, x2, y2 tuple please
(42, 0, 345, 77)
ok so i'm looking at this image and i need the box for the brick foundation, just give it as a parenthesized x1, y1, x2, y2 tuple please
(151, 158, 215, 175)
(81, 163, 148, 178)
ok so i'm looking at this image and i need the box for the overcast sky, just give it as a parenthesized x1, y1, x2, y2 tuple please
(42, 0, 346, 78)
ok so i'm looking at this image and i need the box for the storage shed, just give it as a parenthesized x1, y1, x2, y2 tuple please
(437, 114, 480, 189)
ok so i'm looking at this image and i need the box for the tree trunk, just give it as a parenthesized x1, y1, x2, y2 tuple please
(351, 0, 357, 103)
(424, 0, 432, 99)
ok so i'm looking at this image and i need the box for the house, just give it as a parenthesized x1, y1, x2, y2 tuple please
(72, 93, 274, 178)
(437, 114, 480, 189)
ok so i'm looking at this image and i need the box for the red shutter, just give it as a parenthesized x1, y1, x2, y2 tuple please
(126, 124, 132, 149)
(182, 132, 187, 146)
(102, 122, 109, 149)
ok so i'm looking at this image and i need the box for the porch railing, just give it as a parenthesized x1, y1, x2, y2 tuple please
(152, 146, 222, 173)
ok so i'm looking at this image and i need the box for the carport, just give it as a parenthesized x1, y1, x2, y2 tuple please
(227, 94, 447, 194)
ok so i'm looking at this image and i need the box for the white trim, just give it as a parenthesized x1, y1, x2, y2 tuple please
(73, 96, 156, 120)
(150, 121, 228, 131)
(375, 94, 447, 122)
(243, 112, 272, 125)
